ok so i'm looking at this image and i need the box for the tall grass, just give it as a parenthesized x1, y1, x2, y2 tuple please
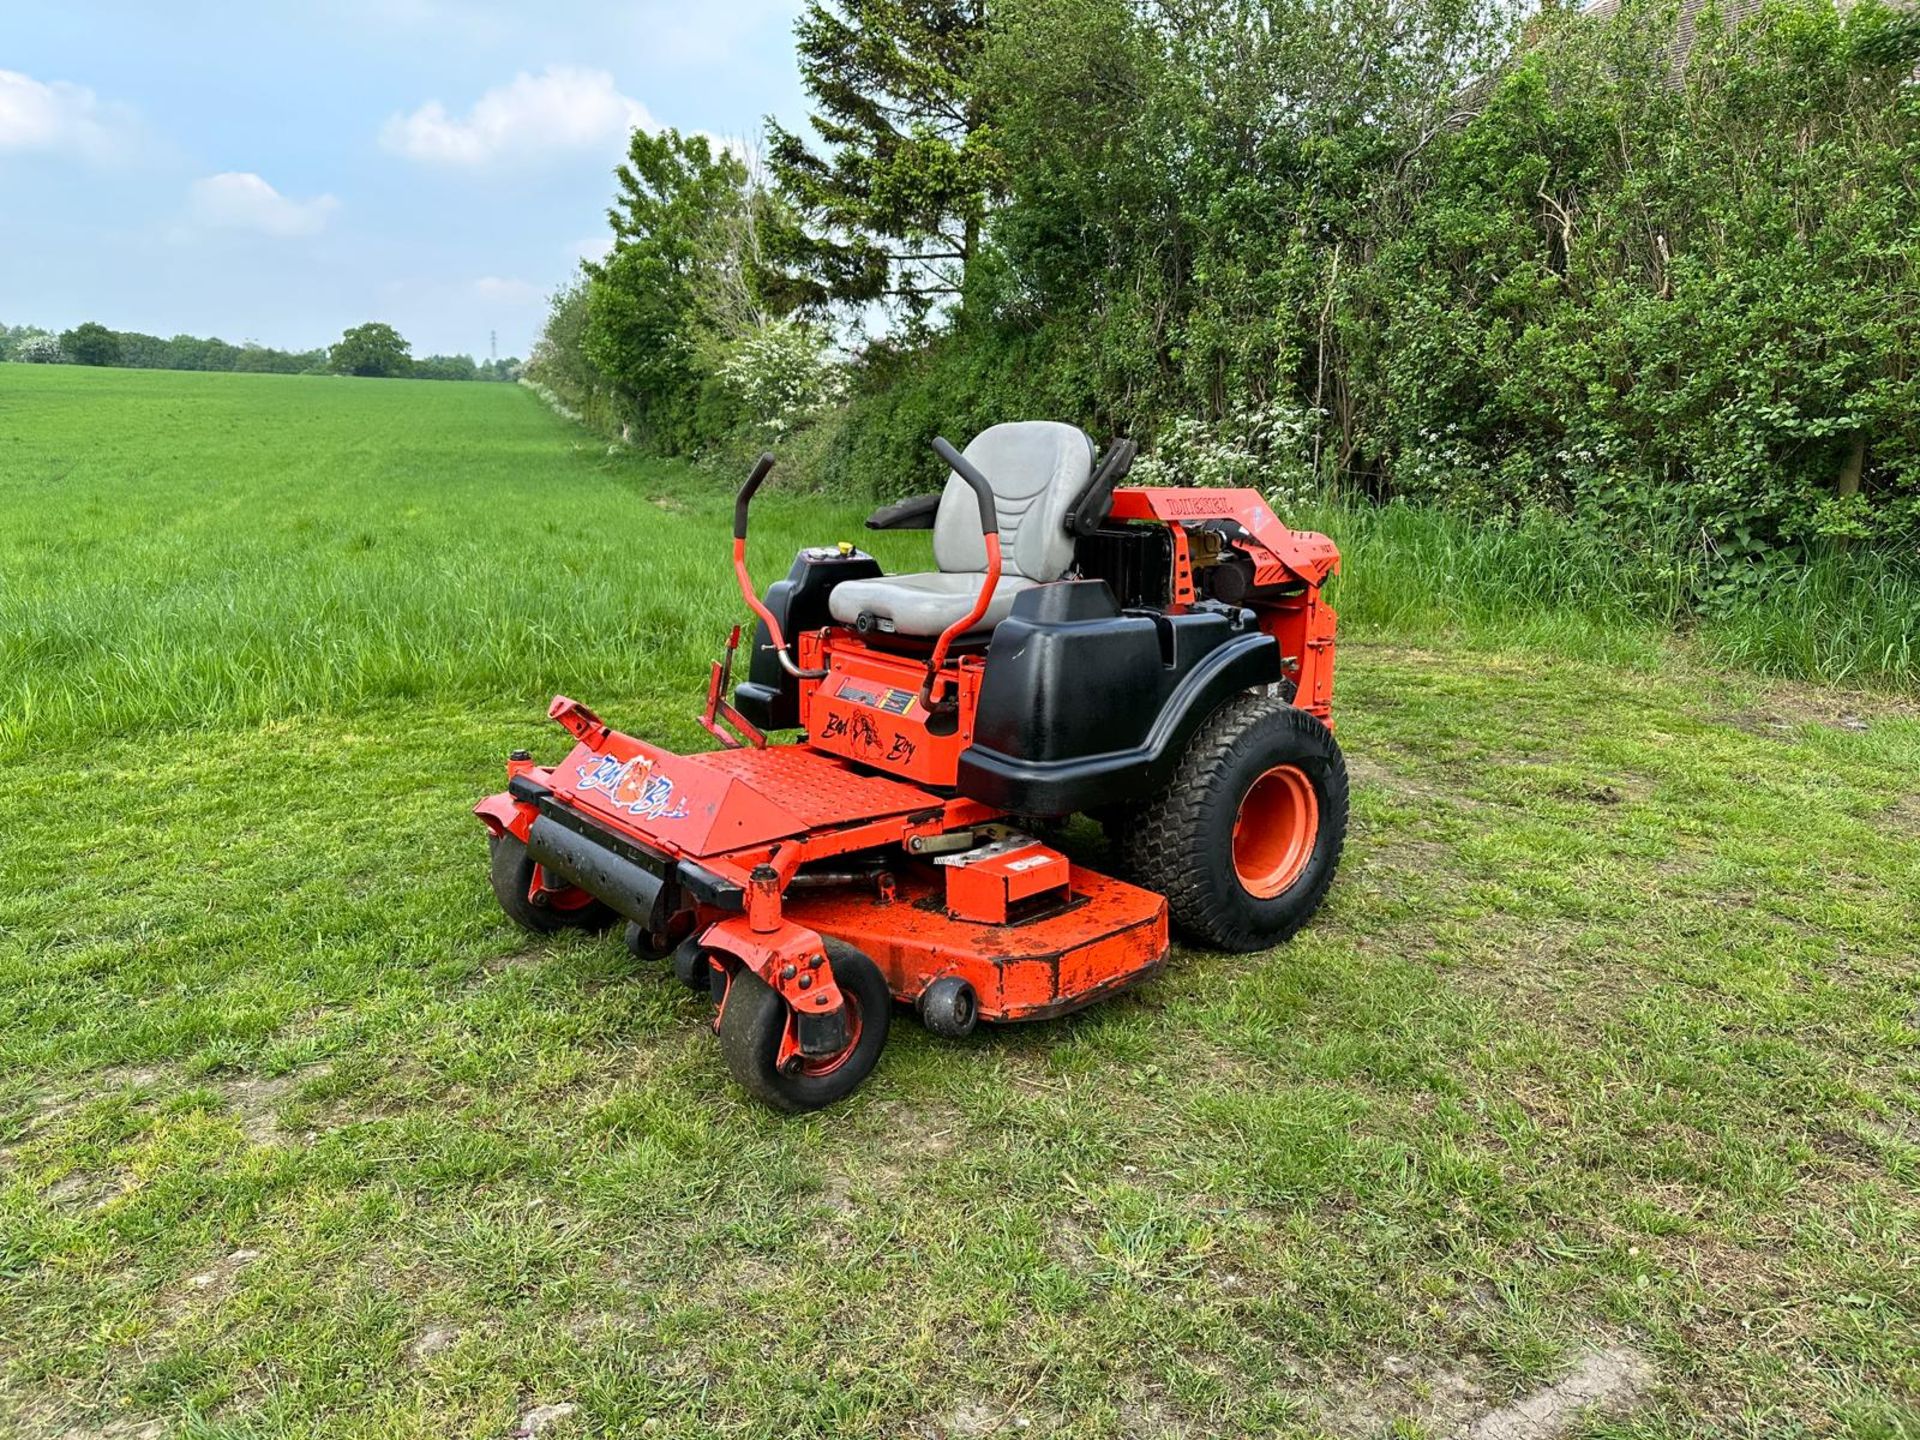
(0, 366, 924, 760)
(1698, 549, 1918, 688)
(1, 365, 1911, 769)
(1307, 498, 1919, 691)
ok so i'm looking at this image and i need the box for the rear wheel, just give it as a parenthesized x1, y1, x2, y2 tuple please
(487, 833, 615, 934)
(717, 939, 890, 1112)
(1120, 695, 1347, 952)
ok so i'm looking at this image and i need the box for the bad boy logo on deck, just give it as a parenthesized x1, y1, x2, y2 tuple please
(576, 754, 689, 821)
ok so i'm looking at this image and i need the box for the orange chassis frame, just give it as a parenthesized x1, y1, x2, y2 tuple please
(475, 484, 1338, 1067)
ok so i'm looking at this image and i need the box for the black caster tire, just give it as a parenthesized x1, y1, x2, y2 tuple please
(670, 935, 714, 994)
(488, 833, 615, 935)
(1120, 694, 1348, 953)
(717, 939, 890, 1112)
(918, 975, 978, 1038)
(625, 921, 672, 961)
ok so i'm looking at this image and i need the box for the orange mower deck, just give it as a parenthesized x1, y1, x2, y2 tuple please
(476, 702, 1169, 1027)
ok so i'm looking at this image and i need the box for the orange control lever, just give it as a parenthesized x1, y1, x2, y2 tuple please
(730, 452, 826, 681)
(920, 436, 1002, 709)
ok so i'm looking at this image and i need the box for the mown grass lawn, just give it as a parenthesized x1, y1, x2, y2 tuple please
(1, 365, 1917, 1439)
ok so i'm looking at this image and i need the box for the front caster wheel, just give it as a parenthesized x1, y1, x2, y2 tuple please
(488, 833, 615, 935)
(717, 939, 890, 1112)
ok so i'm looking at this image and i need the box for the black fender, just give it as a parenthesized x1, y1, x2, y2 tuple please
(957, 626, 1283, 815)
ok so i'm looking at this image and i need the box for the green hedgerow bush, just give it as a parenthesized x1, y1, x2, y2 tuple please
(533, 0, 1920, 669)
(1356, 0, 1920, 589)
(824, 0, 1920, 589)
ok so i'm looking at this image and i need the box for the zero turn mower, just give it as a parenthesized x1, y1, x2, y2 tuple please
(476, 423, 1347, 1110)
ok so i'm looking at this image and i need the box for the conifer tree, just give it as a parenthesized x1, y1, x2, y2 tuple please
(766, 0, 998, 319)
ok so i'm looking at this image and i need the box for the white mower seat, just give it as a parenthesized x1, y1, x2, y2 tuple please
(833, 571, 1039, 636)
(828, 421, 1095, 638)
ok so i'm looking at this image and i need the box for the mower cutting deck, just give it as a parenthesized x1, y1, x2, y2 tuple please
(477, 423, 1348, 1110)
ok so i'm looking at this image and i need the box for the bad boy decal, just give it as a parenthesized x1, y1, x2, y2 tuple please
(575, 753, 690, 821)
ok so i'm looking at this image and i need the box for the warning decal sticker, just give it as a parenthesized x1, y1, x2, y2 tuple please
(836, 677, 916, 715)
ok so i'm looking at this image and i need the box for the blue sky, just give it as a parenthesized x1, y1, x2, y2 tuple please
(1, 1, 810, 359)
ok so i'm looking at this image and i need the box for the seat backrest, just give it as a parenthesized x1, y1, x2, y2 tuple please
(933, 422, 1095, 581)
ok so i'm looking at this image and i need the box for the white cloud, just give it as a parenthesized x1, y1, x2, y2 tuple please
(381, 66, 653, 167)
(571, 235, 613, 263)
(189, 172, 338, 238)
(0, 70, 135, 160)
(473, 276, 540, 304)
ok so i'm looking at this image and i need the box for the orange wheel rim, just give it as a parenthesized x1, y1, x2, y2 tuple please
(1232, 764, 1320, 899)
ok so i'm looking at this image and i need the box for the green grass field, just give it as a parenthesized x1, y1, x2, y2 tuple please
(2, 364, 1917, 1439)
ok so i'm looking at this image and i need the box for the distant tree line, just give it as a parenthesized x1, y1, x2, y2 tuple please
(1, 319, 521, 383)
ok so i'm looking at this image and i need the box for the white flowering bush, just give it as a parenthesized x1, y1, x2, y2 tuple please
(518, 376, 583, 425)
(1393, 422, 1495, 503)
(717, 319, 847, 440)
(1132, 398, 1322, 508)
(17, 334, 67, 364)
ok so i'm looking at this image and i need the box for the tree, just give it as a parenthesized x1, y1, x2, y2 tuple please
(115, 331, 169, 368)
(0, 324, 53, 361)
(717, 318, 847, 440)
(164, 334, 211, 370)
(415, 353, 479, 381)
(584, 129, 760, 446)
(61, 322, 122, 367)
(765, 0, 999, 319)
(329, 322, 413, 378)
(17, 334, 66, 363)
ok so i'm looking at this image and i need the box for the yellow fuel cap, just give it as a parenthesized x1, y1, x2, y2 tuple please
(837, 541, 854, 555)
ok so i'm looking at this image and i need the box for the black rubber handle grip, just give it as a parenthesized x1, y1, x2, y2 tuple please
(931, 436, 999, 538)
(734, 452, 776, 540)
(1067, 437, 1137, 537)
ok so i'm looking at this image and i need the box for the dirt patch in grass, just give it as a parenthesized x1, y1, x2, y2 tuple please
(405, 1325, 462, 1364)
(811, 1095, 969, 1223)
(1317, 1345, 1652, 1439)
(482, 949, 551, 975)
(1875, 792, 1920, 835)
(1344, 752, 1488, 812)
(1114, 1393, 1200, 1439)
(154, 1246, 265, 1324)
(508, 1400, 580, 1436)
(863, 1095, 966, 1158)
(39, 1165, 137, 1214)
(5, 1064, 163, 1134)
(1471, 1346, 1654, 1438)
(0, 1407, 165, 1440)
(1863, 1104, 1919, 1149)
(9, 1061, 333, 1152)
(212, 1068, 319, 1146)
(1713, 679, 1919, 738)
(1318, 1354, 1489, 1438)
(918, 1396, 1050, 1438)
